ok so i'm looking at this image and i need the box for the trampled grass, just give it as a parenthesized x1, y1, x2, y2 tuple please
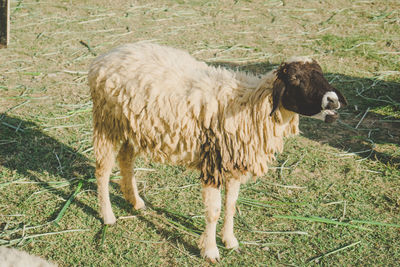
(0, 0, 399, 266)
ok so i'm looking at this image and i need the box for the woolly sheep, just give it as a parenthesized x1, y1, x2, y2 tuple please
(0, 246, 57, 267)
(88, 42, 347, 262)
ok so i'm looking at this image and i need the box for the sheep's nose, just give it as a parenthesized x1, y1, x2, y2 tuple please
(326, 96, 340, 110)
(326, 97, 340, 109)
(322, 92, 340, 110)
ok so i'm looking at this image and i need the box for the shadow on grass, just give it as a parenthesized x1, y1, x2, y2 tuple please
(211, 61, 400, 166)
(0, 115, 201, 252)
(0, 114, 99, 221)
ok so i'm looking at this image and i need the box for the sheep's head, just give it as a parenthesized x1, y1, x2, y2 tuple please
(270, 57, 347, 123)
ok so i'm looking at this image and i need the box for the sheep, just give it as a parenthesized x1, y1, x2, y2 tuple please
(88, 42, 347, 263)
(0, 246, 57, 267)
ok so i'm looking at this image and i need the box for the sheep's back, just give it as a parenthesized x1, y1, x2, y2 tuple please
(89, 43, 230, 165)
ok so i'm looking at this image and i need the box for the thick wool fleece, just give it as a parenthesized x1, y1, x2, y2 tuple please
(89, 42, 299, 187)
(0, 247, 57, 267)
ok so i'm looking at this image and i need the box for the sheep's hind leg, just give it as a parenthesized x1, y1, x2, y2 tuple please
(94, 136, 116, 225)
(221, 177, 240, 250)
(199, 184, 221, 263)
(117, 142, 145, 210)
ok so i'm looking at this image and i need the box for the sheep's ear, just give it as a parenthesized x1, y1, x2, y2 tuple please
(334, 88, 348, 107)
(270, 78, 285, 116)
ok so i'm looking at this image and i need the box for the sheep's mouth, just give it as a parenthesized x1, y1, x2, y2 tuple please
(324, 109, 339, 123)
(309, 109, 339, 123)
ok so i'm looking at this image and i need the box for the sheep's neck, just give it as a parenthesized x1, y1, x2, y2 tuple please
(216, 74, 299, 177)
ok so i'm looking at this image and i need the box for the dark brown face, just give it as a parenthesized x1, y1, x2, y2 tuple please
(270, 58, 348, 123)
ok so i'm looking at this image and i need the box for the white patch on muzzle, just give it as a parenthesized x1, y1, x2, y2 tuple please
(311, 91, 340, 121)
(322, 91, 340, 110)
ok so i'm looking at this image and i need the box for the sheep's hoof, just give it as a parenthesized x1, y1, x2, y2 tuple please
(133, 198, 146, 210)
(199, 234, 220, 263)
(206, 256, 220, 264)
(222, 236, 239, 250)
(203, 248, 220, 264)
(103, 215, 117, 225)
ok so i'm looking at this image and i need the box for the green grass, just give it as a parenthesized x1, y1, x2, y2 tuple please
(1, 0, 399, 266)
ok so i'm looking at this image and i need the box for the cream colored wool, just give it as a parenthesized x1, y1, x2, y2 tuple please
(0, 247, 57, 267)
(89, 42, 299, 187)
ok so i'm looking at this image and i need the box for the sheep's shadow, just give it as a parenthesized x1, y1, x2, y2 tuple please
(92, 195, 202, 255)
(210, 61, 400, 166)
(0, 114, 201, 254)
(0, 114, 99, 221)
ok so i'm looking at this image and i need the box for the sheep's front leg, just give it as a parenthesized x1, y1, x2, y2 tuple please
(199, 184, 221, 263)
(221, 177, 240, 250)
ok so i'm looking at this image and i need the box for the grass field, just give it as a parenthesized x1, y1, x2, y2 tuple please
(0, 0, 399, 266)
